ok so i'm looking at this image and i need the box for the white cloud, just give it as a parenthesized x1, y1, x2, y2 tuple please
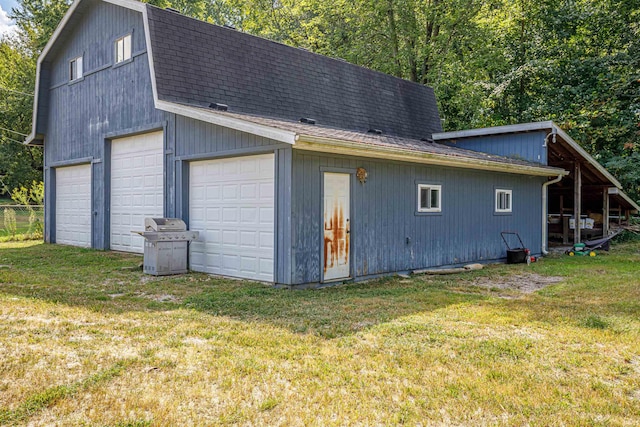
(0, 5, 16, 38)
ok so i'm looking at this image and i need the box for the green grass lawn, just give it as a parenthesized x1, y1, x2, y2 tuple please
(0, 241, 639, 426)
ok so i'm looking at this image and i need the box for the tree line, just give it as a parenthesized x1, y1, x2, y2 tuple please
(1, 0, 638, 201)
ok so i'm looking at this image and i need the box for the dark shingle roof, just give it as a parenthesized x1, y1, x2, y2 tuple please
(145, 5, 442, 140)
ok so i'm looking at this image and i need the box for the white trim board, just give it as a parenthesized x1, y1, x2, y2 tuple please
(295, 136, 567, 177)
(155, 101, 297, 145)
(432, 121, 555, 140)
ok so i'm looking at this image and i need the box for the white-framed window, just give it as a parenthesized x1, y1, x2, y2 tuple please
(115, 34, 132, 64)
(495, 189, 512, 213)
(69, 56, 83, 81)
(417, 184, 442, 213)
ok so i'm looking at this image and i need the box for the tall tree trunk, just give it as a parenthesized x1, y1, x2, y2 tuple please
(517, 1, 528, 121)
(421, 0, 440, 84)
(408, 38, 418, 82)
(386, 0, 402, 77)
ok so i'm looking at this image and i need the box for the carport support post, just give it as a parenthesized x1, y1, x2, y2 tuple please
(574, 161, 582, 244)
(602, 188, 609, 237)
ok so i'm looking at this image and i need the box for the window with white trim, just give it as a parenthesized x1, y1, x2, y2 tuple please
(115, 34, 132, 64)
(418, 184, 441, 212)
(69, 56, 83, 81)
(495, 189, 512, 213)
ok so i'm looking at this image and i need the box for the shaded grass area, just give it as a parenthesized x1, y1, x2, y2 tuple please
(1, 241, 639, 425)
(0, 242, 485, 338)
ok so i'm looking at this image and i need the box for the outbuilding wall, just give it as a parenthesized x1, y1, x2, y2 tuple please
(290, 150, 546, 285)
(440, 131, 548, 165)
(42, 1, 165, 248)
(41, 1, 284, 251)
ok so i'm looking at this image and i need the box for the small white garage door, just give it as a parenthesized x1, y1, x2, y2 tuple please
(189, 153, 275, 282)
(110, 131, 164, 253)
(56, 164, 92, 248)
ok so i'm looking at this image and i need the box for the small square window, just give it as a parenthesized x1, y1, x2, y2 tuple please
(418, 184, 441, 213)
(495, 189, 512, 213)
(69, 56, 83, 81)
(115, 34, 132, 63)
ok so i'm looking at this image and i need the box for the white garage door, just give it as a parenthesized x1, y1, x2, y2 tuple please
(189, 154, 275, 282)
(56, 164, 92, 248)
(110, 131, 164, 253)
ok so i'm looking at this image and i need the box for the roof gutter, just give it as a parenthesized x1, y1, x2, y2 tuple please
(295, 135, 568, 177)
(541, 174, 564, 255)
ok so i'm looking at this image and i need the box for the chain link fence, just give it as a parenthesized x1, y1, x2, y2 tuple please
(1, 205, 44, 240)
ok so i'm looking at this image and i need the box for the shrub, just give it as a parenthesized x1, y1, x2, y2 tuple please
(3, 208, 17, 237)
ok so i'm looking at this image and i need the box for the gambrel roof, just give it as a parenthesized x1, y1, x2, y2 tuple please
(145, 6, 442, 141)
(27, 0, 567, 177)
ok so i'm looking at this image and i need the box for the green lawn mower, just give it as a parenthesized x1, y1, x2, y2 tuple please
(564, 231, 622, 257)
(566, 242, 596, 257)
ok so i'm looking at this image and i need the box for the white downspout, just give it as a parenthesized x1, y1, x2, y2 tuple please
(542, 174, 564, 255)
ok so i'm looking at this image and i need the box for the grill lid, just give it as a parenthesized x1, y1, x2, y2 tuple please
(135, 230, 199, 242)
(145, 218, 187, 232)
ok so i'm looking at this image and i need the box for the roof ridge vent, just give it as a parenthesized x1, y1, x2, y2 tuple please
(299, 117, 316, 125)
(367, 128, 383, 135)
(209, 103, 228, 111)
(223, 24, 236, 30)
(165, 7, 181, 13)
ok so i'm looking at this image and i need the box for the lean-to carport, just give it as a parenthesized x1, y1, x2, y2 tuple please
(544, 125, 639, 244)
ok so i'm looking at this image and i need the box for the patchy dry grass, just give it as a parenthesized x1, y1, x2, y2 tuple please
(1, 241, 639, 426)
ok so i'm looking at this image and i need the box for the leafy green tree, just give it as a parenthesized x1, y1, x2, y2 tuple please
(0, 38, 42, 193)
(0, 0, 71, 194)
(2, 0, 638, 203)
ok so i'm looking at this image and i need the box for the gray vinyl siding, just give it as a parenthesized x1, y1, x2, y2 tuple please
(44, 2, 160, 161)
(41, 0, 286, 250)
(290, 150, 545, 285)
(173, 116, 290, 241)
(174, 116, 283, 157)
(42, 2, 165, 248)
(441, 131, 548, 165)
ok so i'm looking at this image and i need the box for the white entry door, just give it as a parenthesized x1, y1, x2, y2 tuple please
(55, 164, 92, 247)
(189, 154, 275, 282)
(323, 172, 350, 281)
(110, 131, 164, 253)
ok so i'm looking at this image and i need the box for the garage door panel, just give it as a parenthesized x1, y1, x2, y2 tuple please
(56, 164, 92, 248)
(260, 207, 274, 223)
(260, 232, 274, 248)
(190, 153, 274, 282)
(110, 131, 163, 253)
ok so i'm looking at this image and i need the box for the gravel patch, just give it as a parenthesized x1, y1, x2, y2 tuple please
(470, 273, 563, 297)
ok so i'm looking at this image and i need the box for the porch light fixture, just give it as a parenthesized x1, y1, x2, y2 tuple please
(356, 167, 368, 184)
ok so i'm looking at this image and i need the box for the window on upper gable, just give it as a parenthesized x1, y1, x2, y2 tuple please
(69, 56, 83, 81)
(417, 184, 441, 213)
(495, 189, 512, 213)
(115, 34, 132, 64)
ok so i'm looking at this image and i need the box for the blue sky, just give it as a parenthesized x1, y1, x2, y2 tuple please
(0, 0, 18, 13)
(0, 0, 17, 36)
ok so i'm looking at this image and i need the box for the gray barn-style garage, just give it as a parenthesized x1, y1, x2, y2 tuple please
(30, 0, 598, 287)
